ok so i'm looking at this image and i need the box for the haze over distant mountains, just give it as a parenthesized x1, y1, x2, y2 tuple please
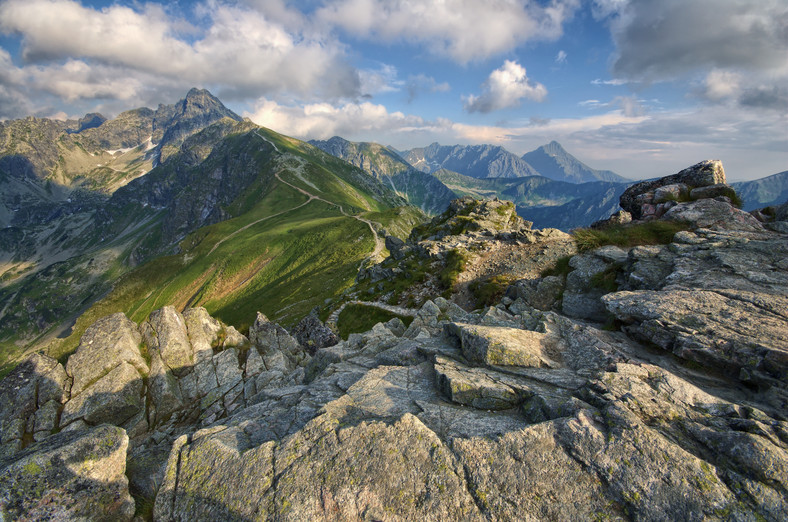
(397, 140, 630, 184)
(521, 141, 629, 183)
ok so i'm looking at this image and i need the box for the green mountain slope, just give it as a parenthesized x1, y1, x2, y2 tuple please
(0, 93, 418, 372)
(309, 136, 455, 215)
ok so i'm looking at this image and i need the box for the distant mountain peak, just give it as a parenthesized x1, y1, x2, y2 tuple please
(400, 142, 539, 179)
(540, 140, 566, 155)
(522, 141, 629, 183)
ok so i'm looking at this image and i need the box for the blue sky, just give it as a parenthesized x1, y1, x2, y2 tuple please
(0, 0, 785, 180)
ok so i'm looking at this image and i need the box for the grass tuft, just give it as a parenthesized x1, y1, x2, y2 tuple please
(469, 275, 513, 308)
(572, 221, 691, 253)
(336, 304, 414, 340)
(440, 249, 469, 291)
(540, 255, 573, 279)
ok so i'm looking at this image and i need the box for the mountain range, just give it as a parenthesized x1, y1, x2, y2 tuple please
(0, 89, 417, 371)
(397, 140, 629, 183)
(2, 88, 787, 374)
(320, 136, 787, 228)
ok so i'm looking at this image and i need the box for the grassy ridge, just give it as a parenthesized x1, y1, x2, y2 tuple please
(42, 139, 405, 363)
(3, 123, 416, 372)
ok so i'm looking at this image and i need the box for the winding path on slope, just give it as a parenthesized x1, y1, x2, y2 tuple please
(208, 131, 384, 267)
(325, 299, 419, 330)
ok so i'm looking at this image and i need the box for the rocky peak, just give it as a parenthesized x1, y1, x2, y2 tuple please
(76, 112, 106, 132)
(540, 140, 566, 156)
(153, 87, 243, 163)
(412, 196, 530, 241)
(618, 159, 729, 220)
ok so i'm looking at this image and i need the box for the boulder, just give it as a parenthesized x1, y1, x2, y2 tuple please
(603, 289, 788, 389)
(147, 348, 184, 424)
(689, 183, 738, 201)
(653, 183, 690, 203)
(61, 361, 144, 427)
(385, 234, 407, 260)
(561, 253, 613, 322)
(289, 307, 339, 354)
(508, 276, 564, 311)
(148, 306, 193, 376)
(155, 412, 480, 521)
(0, 354, 67, 456)
(620, 160, 726, 219)
(250, 312, 309, 369)
(590, 209, 632, 229)
(446, 322, 561, 368)
(0, 425, 135, 521)
(66, 313, 148, 397)
(662, 198, 763, 231)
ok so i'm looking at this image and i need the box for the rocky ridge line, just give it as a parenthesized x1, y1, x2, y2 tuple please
(0, 160, 786, 520)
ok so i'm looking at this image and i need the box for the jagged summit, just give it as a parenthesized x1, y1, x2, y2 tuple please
(400, 142, 540, 179)
(154, 87, 243, 163)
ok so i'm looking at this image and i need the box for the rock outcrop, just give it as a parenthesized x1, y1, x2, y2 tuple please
(619, 159, 728, 220)
(1, 161, 787, 520)
(357, 196, 574, 309)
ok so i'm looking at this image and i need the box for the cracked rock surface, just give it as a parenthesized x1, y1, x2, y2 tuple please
(1, 181, 787, 519)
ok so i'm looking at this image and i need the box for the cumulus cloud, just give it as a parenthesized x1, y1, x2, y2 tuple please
(464, 60, 547, 113)
(0, 0, 360, 111)
(316, 0, 580, 63)
(250, 94, 784, 181)
(358, 64, 401, 97)
(701, 69, 743, 101)
(555, 50, 567, 64)
(245, 98, 430, 140)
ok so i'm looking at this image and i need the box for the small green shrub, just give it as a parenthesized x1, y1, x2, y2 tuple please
(494, 201, 515, 216)
(440, 249, 469, 290)
(572, 221, 691, 253)
(337, 304, 414, 340)
(469, 275, 513, 308)
(540, 255, 573, 279)
(589, 263, 622, 293)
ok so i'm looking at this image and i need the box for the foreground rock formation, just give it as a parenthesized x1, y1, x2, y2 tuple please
(1, 161, 787, 520)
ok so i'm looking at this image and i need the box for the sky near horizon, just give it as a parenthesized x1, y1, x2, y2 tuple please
(0, 0, 786, 180)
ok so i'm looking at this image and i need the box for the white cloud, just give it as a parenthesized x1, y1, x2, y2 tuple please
(591, 78, 628, 86)
(245, 98, 430, 140)
(702, 69, 743, 101)
(555, 50, 567, 64)
(316, 0, 580, 63)
(464, 60, 547, 113)
(0, 0, 360, 109)
(358, 64, 401, 96)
